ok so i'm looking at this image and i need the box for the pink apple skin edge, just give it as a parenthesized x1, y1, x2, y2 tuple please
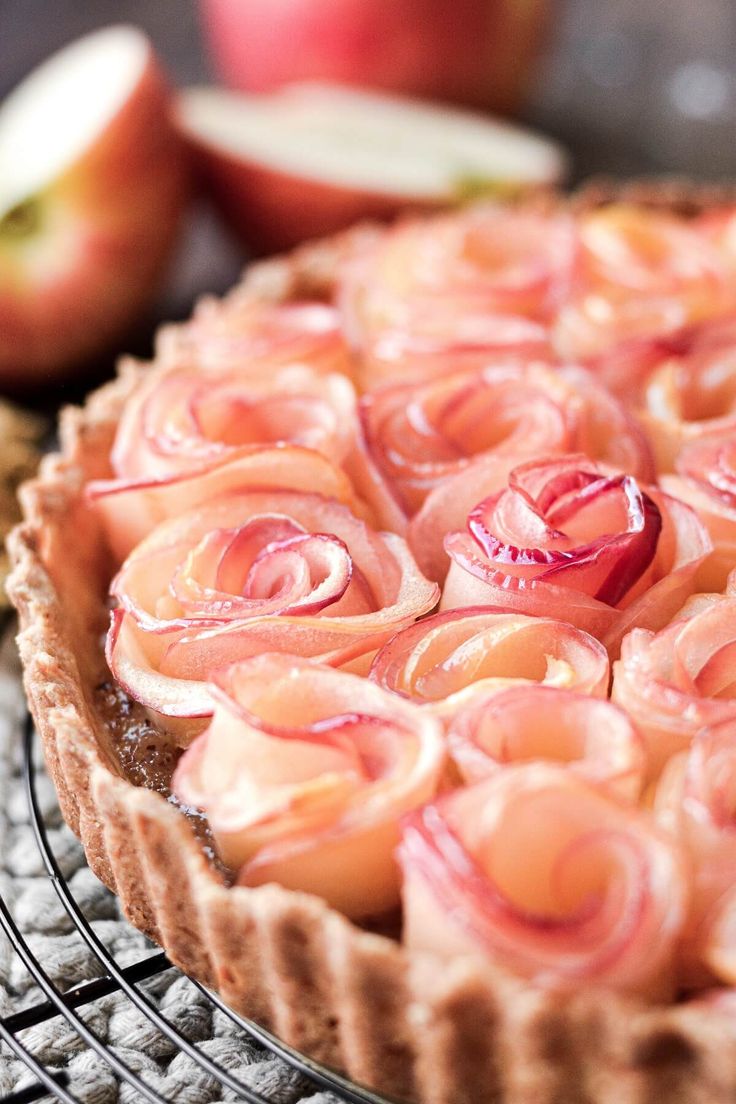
(186, 138, 439, 256)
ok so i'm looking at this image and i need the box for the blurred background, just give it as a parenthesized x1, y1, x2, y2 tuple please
(2, 0, 736, 390)
(5, 0, 736, 180)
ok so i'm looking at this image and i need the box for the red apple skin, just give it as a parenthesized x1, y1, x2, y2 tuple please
(0, 48, 189, 390)
(200, 0, 549, 117)
(185, 137, 441, 256)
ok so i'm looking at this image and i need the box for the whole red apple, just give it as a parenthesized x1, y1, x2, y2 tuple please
(0, 26, 189, 390)
(200, 0, 548, 117)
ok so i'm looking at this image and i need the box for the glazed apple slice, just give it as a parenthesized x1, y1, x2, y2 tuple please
(0, 25, 188, 388)
(175, 82, 567, 253)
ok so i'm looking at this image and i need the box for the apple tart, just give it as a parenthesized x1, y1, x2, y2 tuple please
(12, 186, 736, 1104)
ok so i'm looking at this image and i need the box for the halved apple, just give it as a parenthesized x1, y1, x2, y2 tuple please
(175, 83, 567, 254)
(0, 25, 188, 389)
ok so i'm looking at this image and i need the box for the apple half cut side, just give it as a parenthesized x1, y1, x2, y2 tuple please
(175, 83, 567, 254)
(0, 25, 189, 389)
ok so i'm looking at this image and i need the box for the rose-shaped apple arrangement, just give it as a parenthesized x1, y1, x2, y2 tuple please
(399, 764, 686, 995)
(447, 685, 645, 801)
(173, 654, 445, 916)
(660, 435, 736, 591)
(341, 205, 573, 390)
(156, 298, 355, 379)
(105, 354, 405, 539)
(107, 483, 438, 731)
(110, 359, 359, 484)
(554, 205, 736, 372)
(438, 454, 711, 654)
(91, 196, 736, 1002)
(361, 360, 653, 520)
(90, 443, 371, 561)
(613, 586, 736, 776)
(636, 314, 736, 472)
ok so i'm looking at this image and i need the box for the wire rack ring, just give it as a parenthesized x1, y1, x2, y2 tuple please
(0, 716, 397, 1104)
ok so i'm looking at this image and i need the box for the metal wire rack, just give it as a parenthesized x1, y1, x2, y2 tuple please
(0, 716, 397, 1104)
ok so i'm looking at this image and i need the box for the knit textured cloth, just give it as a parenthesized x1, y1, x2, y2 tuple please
(0, 627, 340, 1104)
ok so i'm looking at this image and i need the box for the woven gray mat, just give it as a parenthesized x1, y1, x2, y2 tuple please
(0, 628, 339, 1104)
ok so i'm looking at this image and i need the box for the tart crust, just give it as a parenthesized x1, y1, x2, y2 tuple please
(8, 195, 736, 1104)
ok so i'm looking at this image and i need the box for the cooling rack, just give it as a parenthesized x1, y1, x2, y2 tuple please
(0, 716, 397, 1104)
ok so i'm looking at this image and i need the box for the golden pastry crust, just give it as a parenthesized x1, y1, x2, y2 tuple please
(8, 200, 736, 1104)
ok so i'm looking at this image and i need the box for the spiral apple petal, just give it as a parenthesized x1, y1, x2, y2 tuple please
(172, 653, 445, 917)
(399, 764, 686, 994)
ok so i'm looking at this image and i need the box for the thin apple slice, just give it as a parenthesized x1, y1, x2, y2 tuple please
(175, 82, 567, 253)
(0, 25, 188, 388)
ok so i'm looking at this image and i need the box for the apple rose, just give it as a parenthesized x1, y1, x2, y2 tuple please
(655, 721, 736, 986)
(398, 764, 687, 995)
(350, 317, 551, 393)
(107, 488, 439, 731)
(369, 607, 609, 718)
(104, 357, 404, 538)
(340, 204, 574, 390)
(554, 204, 736, 368)
(637, 315, 736, 472)
(612, 592, 736, 777)
(172, 654, 445, 918)
(157, 297, 354, 378)
(588, 312, 736, 410)
(89, 445, 369, 562)
(440, 455, 711, 655)
(448, 686, 644, 802)
(361, 360, 653, 518)
(661, 434, 736, 590)
(110, 360, 359, 482)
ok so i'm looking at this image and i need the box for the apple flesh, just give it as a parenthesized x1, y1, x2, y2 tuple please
(176, 83, 566, 254)
(0, 25, 188, 389)
(200, 0, 549, 117)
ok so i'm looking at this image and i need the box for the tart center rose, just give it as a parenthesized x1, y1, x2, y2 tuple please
(172, 654, 445, 917)
(107, 488, 438, 733)
(361, 360, 653, 519)
(440, 454, 711, 653)
(462, 463, 661, 604)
